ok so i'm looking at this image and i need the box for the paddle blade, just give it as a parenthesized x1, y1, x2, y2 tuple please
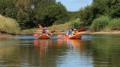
(64, 36, 69, 40)
(34, 33, 39, 37)
(58, 34, 63, 38)
(39, 25, 43, 29)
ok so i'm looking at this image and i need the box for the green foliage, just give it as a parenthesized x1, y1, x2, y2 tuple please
(78, 0, 120, 29)
(17, 9, 29, 22)
(79, 6, 94, 26)
(70, 18, 84, 29)
(16, 0, 30, 11)
(90, 16, 110, 31)
(0, 0, 69, 29)
(108, 18, 120, 30)
(1, 0, 120, 31)
(75, 18, 81, 23)
(0, 15, 20, 34)
(53, 20, 63, 25)
(42, 3, 69, 25)
(71, 22, 80, 29)
(67, 11, 80, 20)
(106, 0, 120, 18)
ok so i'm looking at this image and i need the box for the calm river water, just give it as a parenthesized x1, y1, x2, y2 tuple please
(0, 34, 120, 67)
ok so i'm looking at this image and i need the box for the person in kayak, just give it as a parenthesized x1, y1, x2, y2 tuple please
(42, 27, 47, 34)
(67, 28, 73, 36)
(72, 29, 78, 35)
(41, 27, 52, 35)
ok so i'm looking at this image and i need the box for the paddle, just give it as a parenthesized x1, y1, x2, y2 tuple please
(38, 24, 43, 29)
(63, 35, 69, 40)
(57, 34, 63, 39)
(34, 33, 39, 37)
(34, 24, 42, 37)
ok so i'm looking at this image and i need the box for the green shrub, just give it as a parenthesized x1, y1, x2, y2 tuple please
(0, 15, 20, 34)
(90, 16, 110, 31)
(75, 18, 81, 23)
(70, 18, 84, 29)
(71, 22, 80, 29)
(108, 19, 120, 30)
(53, 20, 65, 25)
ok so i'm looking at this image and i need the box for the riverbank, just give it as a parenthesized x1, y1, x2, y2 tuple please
(20, 29, 120, 35)
(0, 31, 120, 38)
(54, 31, 120, 35)
(0, 33, 12, 38)
(80, 31, 120, 35)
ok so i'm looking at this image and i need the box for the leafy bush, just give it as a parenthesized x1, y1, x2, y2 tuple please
(0, 15, 20, 34)
(70, 18, 84, 29)
(108, 19, 120, 30)
(70, 18, 80, 28)
(90, 16, 110, 31)
(53, 20, 64, 25)
(71, 22, 80, 29)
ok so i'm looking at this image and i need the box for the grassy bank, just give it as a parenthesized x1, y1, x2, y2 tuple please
(0, 15, 20, 34)
(20, 21, 120, 35)
(20, 21, 72, 34)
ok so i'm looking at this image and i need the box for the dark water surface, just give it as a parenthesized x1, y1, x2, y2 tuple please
(0, 34, 120, 67)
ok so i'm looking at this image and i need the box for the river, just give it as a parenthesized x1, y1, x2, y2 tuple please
(0, 34, 120, 67)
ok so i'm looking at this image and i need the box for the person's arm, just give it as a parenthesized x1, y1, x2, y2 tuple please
(66, 30, 69, 35)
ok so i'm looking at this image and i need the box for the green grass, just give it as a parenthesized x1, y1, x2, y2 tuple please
(47, 21, 72, 31)
(0, 15, 20, 34)
(21, 21, 73, 34)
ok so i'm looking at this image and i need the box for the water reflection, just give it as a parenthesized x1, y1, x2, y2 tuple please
(33, 39, 88, 54)
(87, 35, 120, 67)
(33, 39, 93, 67)
(0, 36, 93, 67)
(0, 35, 120, 67)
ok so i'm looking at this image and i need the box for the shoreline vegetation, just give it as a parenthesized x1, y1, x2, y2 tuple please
(0, 18, 120, 38)
(0, 15, 119, 38)
(0, 0, 120, 38)
(1, 0, 120, 36)
(20, 21, 120, 35)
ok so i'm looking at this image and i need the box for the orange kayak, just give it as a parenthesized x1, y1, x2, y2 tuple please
(68, 33, 82, 39)
(39, 34, 50, 39)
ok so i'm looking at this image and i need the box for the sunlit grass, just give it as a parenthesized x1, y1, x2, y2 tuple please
(47, 21, 72, 31)
(0, 15, 20, 34)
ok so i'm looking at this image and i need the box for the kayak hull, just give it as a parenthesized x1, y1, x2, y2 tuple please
(68, 33, 82, 39)
(39, 34, 50, 39)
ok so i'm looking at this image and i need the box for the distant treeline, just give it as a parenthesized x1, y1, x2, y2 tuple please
(0, 0, 120, 31)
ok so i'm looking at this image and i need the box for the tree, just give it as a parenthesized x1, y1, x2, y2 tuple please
(78, 0, 120, 27)
(42, 2, 69, 25)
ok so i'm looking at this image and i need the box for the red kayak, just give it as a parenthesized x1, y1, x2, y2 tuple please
(63, 33, 82, 40)
(39, 34, 50, 39)
(68, 33, 82, 39)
